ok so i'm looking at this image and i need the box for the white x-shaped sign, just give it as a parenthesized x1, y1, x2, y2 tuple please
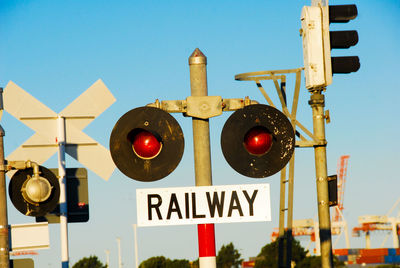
(3, 79, 116, 180)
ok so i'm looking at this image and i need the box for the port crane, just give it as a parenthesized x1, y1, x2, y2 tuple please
(352, 197, 400, 249)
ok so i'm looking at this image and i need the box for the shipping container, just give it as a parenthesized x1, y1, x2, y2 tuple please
(384, 255, 400, 264)
(360, 248, 388, 256)
(333, 248, 348, 255)
(348, 248, 361, 255)
(356, 255, 385, 264)
(242, 260, 255, 267)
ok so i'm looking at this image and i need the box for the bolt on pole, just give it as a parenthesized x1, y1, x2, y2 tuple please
(309, 91, 333, 268)
(189, 48, 216, 268)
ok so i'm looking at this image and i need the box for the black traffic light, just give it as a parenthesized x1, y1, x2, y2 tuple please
(301, 4, 360, 89)
(221, 104, 295, 178)
(9, 166, 60, 217)
(36, 168, 89, 223)
(109, 106, 185, 182)
(328, 4, 360, 74)
(328, 175, 338, 207)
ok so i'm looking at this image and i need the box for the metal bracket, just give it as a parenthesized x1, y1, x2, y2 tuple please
(147, 96, 258, 119)
(325, 110, 331, 124)
(2, 160, 41, 178)
(2, 160, 27, 171)
(296, 139, 327, 148)
(186, 96, 222, 119)
(234, 68, 326, 148)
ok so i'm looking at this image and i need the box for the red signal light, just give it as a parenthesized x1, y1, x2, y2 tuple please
(132, 130, 162, 159)
(243, 126, 272, 155)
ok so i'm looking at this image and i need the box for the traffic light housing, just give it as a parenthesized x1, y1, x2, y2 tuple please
(327, 5, 360, 75)
(110, 106, 185, 182)
(9, 166, 60, 217)
(221, 104, 295, 178)
(36, 168, 89, 223)
(301, 4, 359, 89)
(328, 174, 338, 207)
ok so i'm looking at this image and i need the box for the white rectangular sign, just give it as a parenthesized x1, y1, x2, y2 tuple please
(10, 222, 49, 251)
(136, 184, 271, 227)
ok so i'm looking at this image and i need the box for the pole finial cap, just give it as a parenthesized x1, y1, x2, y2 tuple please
(189, 48, 207, 65)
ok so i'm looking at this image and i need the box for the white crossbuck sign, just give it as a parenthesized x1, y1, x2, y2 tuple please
(3, 80, 116, 180)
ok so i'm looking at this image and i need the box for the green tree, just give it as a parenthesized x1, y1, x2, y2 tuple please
(216, 242, 243, 268)
(139, 256, 191, 268)
(72, 255, 107, 268)
(254, 238, 307, 268)
(296, 255, 346, 268)
(254, 238, 346, 268)
(166, 259, 191, 268)
(139, 256, 167, 268)
(296, 255, 320, 268)
(191, 259, 199, 268)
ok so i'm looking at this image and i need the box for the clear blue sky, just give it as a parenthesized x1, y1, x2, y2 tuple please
(1, 0, 399, 267)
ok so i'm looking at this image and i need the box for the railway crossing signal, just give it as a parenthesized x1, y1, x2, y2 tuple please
(110, 104, 295, 181)
(109, 106, 184, 182)
(221, 104, 295, 178)
(301, 4, 360, 89)
(3, 80, 116, 180)
(3, 79, 116, 268)
(109, 48, 296, 268)
(9, 165, 60, 217)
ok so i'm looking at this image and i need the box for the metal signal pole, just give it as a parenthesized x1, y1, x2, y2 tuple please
(0, 129, 9, 268)
(57, 116, 69, 268)
(0, 87, 10, 268)
(189, 48, 216, 268)
(309, 91, 333, 268)
(117, 237, 122, 268)
(105, 250, 110, 268)
(133, 224, 139, 268)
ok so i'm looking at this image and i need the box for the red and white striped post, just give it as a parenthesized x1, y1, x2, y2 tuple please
(189, 48, 217, 268)
(198, 224, 216, 266)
